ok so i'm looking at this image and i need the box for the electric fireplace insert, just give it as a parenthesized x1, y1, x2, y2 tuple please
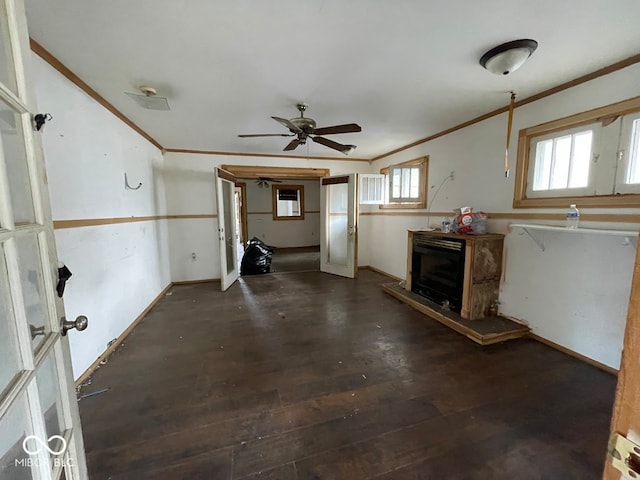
(411, 235, 466, 313)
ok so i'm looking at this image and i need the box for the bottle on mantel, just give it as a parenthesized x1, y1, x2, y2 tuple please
(566, 204, 580, 229)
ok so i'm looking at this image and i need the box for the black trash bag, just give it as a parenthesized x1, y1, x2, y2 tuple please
(241, 237, 276, 275)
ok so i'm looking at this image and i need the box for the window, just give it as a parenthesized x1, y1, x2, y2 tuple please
(379, 156, 428, 209)
(626, 118, 640, 183)
(514, 96, 640, 208)
(529, 124, 596, 196)
(272, 185, 304, 220)
(359, 174, 386, 204)
(616, 112, 640, 194)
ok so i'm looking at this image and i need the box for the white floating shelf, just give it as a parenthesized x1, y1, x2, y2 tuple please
(509, 223, 638, 251)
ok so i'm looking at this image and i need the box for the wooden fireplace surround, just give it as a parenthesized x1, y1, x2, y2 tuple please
(406, 230, 505, 320)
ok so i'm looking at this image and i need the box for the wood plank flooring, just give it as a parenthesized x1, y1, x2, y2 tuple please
(78, 269, 616, 479)
(269, 246, 320, 273)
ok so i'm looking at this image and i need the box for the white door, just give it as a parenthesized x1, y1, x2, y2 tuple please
(215, 168, 240, 291)
(320, 174, 358, 278)
(0, 1, 88, 479)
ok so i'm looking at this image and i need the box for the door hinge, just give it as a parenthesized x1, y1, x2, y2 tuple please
(609, 432, 640, 477)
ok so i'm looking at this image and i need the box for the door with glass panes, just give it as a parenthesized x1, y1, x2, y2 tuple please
(0, 1, 88, 479)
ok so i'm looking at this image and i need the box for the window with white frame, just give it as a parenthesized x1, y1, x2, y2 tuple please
(379, 156, 428, 208)
(272, 185, 304, 220)
(390, 165, 421, 202)
(359, 174, 386, 204)
(616, 112, 640, 194)
(514, 97, 640, 208)
(527, 123, 597, 197)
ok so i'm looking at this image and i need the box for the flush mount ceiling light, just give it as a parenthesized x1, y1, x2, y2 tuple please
(479, 39, 538, 75)
(126, 85, 170, 111)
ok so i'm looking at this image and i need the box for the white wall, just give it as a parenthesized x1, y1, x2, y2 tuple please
(33, 55, 170, 379)
(368, 63, 640, 369)
(245, 179, 320, 248)
(164, 153, 372, 281)
(499, 227, 633, 368)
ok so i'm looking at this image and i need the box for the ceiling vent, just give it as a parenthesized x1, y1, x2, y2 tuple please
(126, 85, 170, 111)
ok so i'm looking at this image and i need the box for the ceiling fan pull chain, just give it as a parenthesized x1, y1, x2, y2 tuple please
(505, 91, 516, 178)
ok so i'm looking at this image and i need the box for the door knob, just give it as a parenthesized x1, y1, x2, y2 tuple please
(61, 315, 88, 336)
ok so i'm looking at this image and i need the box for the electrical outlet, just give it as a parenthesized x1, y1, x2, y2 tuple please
(449, 171, 455, 180)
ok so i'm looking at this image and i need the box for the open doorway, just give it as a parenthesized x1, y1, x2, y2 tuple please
(241, 177, 321, 273)
(220, 165, 358, 278)
(220, 165, 330, 275)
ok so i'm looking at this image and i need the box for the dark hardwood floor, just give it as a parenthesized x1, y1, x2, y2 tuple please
(268, 246, 320, 273)
(78, 270, 616, 479)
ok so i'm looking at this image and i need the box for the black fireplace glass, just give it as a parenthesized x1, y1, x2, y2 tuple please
(411, 236, 466, 313)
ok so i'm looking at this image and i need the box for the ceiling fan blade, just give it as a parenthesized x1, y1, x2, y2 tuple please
(238, 133, 295, 138)
(311, 136, 356, 155)
(283, 139, 301, 151)
(312, 123, 362, 135)
(272, 116, 303, 134)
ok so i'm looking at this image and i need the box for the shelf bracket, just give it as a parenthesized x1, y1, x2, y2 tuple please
(520, 227, 545, 252)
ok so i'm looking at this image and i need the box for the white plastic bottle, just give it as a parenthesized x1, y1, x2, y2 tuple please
(566, 204, 580, 229)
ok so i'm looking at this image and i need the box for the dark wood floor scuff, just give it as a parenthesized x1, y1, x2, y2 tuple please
(78, 269, 616, 479)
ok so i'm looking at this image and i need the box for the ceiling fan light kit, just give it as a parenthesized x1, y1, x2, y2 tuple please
(239, 103, 361, 155)
(479, 39, 538, 75)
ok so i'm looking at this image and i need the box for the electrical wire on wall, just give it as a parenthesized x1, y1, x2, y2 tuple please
(425, 171, 454, 229)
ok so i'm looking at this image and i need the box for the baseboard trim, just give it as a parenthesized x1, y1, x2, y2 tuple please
(172, 278, 221, 285)
(529, 333, 618, 376)
(75, 282, 172, 386)
(359, 265, 404, 282)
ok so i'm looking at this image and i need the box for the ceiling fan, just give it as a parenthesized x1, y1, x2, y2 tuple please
(238, 104, 361, 155)
(256, 177, 282, 188)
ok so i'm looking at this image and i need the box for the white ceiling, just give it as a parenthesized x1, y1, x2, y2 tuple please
(24, 0, 640, 159)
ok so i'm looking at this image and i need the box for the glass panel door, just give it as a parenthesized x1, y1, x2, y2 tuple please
(0, 1, 88, 479)
(215, 168, 239, 291)
(320, 174, 357, 278)
(327, 182, 349, 266)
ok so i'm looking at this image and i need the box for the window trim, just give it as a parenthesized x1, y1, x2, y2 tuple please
(379, 156, 428, 209)
(513, 95, 640, 209)
(615, 111, 640, 194)
(272, 184, 305, 221)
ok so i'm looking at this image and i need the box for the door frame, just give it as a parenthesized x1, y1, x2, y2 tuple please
(220, 164, 329, 180)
